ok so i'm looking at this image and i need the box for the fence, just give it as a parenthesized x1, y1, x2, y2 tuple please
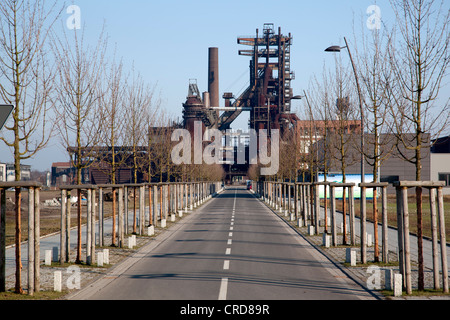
(60, 181, 221, 265)
(0, 180, 221, 295)
(0, 181, 42, 295)
(393, 181, 448, 294)
(1, 178, 447, 295)
(359, 182, 389, 264)
(259, 179, 448, 294)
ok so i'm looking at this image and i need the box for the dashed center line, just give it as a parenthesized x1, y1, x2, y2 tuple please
(219, 188, 237, 301)
(218, 278, 228, 300)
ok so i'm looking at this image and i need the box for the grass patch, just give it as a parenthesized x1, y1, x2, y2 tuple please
(381, 288, 450, 298)
(0, 290, 68, 300)
(342, 261, 399, 268)
(41, 261, 112, 269)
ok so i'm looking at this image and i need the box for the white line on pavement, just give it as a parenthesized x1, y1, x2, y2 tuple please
(218, 189, 237, 301)
(218, 277, 228, 300)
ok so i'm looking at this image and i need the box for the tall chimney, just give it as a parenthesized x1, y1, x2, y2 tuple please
(208, 47, 219, 110)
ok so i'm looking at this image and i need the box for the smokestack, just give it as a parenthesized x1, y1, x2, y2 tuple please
(202, 92, 210, 108)
(208, 47, 219, 109)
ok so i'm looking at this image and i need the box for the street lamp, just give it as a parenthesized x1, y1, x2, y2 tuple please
(325, 37, 365, 184)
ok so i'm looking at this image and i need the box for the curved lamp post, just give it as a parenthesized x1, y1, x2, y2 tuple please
(326, 38, 368, 263)
(325, 37, 365, 184)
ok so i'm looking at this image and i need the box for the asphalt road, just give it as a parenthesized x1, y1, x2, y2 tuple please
(70, 187, 375, 300)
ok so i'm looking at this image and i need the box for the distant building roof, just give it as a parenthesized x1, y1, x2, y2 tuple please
(52, 162, 71, 168)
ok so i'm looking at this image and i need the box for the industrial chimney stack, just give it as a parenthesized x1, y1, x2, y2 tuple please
(208, 47, 219, 114)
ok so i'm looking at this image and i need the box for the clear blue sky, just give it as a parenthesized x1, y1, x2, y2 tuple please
(1, 0, 448, 171)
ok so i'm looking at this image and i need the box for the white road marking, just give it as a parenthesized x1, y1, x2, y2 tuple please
(218, 278, 228, 300)
(219, 189, 237, 301)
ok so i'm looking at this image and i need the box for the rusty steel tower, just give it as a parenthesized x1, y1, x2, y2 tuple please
(181, 24, 299, 180)
(214, 23, 299, 135)
(239, 23, 296, 131)
(182, 23, 298, 133)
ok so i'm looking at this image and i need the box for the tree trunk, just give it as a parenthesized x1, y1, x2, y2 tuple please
(112, 189, 116, 247)
(76, 188, 82, 264)
(342, 187, 347, 245)
(14, 188, 23, 294)
(133, 188, 137, 234)
(416, 136, 424, 291)
(417, 185, 424, 291)
(76, 115, 83, 264)
(373, 188, 379, 262)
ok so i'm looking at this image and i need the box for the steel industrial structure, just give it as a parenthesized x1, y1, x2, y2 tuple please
(183, 23, 298, 133)
(182, 24, 300, 180)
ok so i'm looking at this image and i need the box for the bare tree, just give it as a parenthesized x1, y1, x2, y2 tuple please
(309, 70, 337, 233)
(123, 69, 158, 233)
(278, 137, 297, 181)
(310, 65, 337, 185)
(150, 112, 176, 182)
(327, 57, 360, 245)
(327, 58, 360, 181)
(0, 0, 61, 293)
(52, 25, 107, 263)
(388, 0, 450, 290)
(124, 68, 158, 183)
(97, 55, 126, 246)
(353, 23, 396, 262)
(99, 55, 126, 184)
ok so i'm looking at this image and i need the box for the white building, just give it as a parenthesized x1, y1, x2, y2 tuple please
(430, 136, 450, 195)
(5, 163, 31, 181)
(0, 163, 6, 182)
(430, 153, 450, 195)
